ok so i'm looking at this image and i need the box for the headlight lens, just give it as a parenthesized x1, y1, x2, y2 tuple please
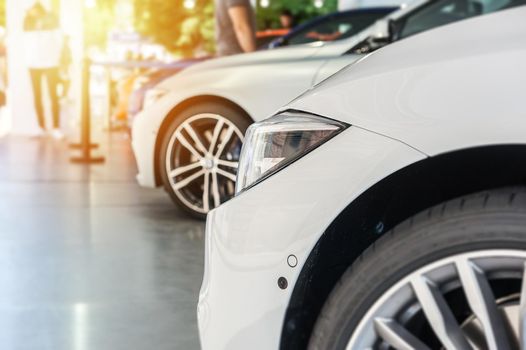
(236, 111, 348, 194)
(143, 87, 168, 109)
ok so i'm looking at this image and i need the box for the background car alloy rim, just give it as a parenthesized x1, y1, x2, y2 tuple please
(165, 113, 244, 214)
(347, 250, 526, 349)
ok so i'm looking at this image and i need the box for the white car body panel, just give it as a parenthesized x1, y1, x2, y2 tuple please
(287, 7, 526, 156)
(130, 2, 426, 188)
(198, 6, 526, 349)
(198, 127, 425, 349)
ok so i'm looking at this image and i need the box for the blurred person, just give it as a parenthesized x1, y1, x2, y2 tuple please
(0, 27, 7, 107)
(23, 1, 64, 139)
(59, 35, 72, 99)
(280, 10, 295, 29)
(215, 0, 256, 56)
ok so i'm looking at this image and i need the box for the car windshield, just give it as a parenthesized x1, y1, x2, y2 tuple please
(287, 11, 393, 46)
(351, 0, 525, 54)
(396, 0, 526, 39)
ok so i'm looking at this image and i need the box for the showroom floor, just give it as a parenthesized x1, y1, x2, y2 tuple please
(0, 133, 204, 350)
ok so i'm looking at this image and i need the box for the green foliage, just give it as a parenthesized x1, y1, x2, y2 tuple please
(257, 0, 338, 29)
(175, 1, 216, 56)
(135, 0, 216, 57)
(0, 0, 5, 27)
(85, 0, 119, 48)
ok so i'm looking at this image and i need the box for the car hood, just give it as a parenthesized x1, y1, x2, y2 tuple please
(285, 7, 526, 155)
(157, 44, 325, 87)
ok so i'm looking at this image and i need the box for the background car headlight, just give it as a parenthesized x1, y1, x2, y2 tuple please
(143, 87, 169, 110)
(236, 110, 349, 194)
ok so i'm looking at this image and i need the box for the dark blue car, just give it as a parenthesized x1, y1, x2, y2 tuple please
(268, 7, 398, 49)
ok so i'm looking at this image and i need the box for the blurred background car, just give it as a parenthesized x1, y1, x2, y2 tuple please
(199, 6, 526, 349)
(112, 69, 144, 125)
(268, 7, 396, 48)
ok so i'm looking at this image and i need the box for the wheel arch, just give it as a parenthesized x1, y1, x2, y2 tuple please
(280, 144, 526, 349)
(153, 95, 253, 186)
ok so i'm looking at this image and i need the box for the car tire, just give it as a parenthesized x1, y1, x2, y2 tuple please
(159, 102, 252, 220)
(309, 187, 526, 350)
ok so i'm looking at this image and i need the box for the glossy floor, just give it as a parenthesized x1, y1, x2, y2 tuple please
(0, 133, 204, 350)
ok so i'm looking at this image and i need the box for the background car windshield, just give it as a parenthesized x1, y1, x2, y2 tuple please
(287, 12, 389, 46)
(399, 0, 526, 39)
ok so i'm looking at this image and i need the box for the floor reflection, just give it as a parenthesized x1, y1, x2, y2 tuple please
(0, 134, 204, 350)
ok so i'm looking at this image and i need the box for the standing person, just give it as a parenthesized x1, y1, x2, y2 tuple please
(23, 1, 64, 139)
(214, 0, 257, 56)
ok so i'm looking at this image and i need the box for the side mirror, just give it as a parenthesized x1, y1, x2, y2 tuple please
(369, 19, 390, 44)
(349, 19, 393, 55)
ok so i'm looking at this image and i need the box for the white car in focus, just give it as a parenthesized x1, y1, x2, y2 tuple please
(131, 0, 509, 219)
(198, 6, 526, 350)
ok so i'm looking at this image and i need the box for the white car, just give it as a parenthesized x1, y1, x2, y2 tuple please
(131, 0, 502, 218)
(198, 6, 526, 350)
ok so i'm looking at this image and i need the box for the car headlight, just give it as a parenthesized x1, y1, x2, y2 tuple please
(143, 87, 169, 109)
(236, 110, 349, 194)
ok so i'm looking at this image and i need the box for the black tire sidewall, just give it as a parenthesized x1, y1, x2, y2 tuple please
(159, 102, 252, 220)
(309, 189, 526, 350)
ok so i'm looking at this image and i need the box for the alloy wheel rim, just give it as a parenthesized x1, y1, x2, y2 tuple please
(165, 113, 244, 214)
(347, 249, 526, 349)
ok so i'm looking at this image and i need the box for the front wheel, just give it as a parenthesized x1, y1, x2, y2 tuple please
(159, 102, 251, 220)
(309, 188, 526, 350)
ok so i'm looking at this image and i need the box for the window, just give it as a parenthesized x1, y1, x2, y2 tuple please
(287, 12, 391, 46)
(398, 0, 526, 39)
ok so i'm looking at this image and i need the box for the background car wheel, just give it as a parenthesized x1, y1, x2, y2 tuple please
(309, 187, 526, 350)
(159, 102, 252, 220)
